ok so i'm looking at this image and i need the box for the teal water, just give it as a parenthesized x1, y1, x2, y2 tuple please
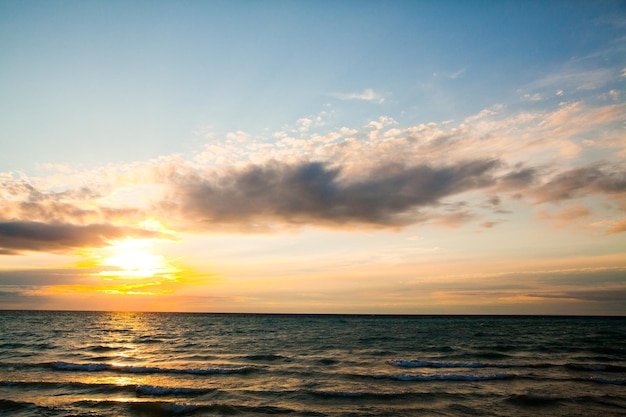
(0, 311, 625, 416)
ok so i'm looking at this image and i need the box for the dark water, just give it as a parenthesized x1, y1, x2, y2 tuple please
(0, 311, 625, 416)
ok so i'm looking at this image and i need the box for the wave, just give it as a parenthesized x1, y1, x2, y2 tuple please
(0, 342, 27, 349)
(136, 385, 217, 397)
(132, 336, 165, 344)
(0, 342, 53, 350)
(308, 390, 427, 400)
(507, 393, 626, 410)
(242, 354, 289, 362)
(357, 372, 515, 382)
(80, 344, 127, 353)
(590, 377, 626, 385)
(1, 379, 219, 400)
(565, 363, 626, 373)
(507, 394, 560, 407)
(178, 354, 219, 362)
(0, 398, 58, 415)
(1, 380, 133, 394)
(51, 361, 257, 375)
(316, 358, 339, 366)
(390, 359, 519, 369)
(75, 400, 297, 416)
(132, 402, 296, 415)
(0, 398, 33, 412)
(588, 346, 626, 356)
(392, 359, 626, 373)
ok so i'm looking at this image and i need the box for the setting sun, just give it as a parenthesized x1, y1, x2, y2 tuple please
(99, 239, 171, 280)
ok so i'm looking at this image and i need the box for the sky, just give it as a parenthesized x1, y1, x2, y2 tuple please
(1, 0, 625, 315)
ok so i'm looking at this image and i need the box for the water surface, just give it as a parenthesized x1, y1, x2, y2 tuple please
(1, 311, 625, 416)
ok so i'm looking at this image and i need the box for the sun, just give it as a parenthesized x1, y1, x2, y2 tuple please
(99, 239, 170, 280)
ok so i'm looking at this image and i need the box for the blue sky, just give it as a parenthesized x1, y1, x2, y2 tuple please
(3, 0, 622, 169)
(1, 1, 625, 313)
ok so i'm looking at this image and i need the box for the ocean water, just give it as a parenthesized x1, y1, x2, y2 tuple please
(0, 312, 625, 416)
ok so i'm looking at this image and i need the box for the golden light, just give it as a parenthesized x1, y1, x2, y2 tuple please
(98, 239, 172, 280)
(60, 235, 203, 301)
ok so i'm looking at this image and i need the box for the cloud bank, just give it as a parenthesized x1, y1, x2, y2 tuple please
(1, 96, 625, 253)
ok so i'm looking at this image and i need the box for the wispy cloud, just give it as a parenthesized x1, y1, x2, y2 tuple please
(330, 88, 385, 103)
(448, 68, 466, 79)
(433, 68, 466, 79)
(527, 68, 615, 92)
(605, 218, 626, 234)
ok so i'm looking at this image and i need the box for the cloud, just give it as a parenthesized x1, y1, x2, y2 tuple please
(448, 68, 466, 79)
(330, 88, 385, 103)
(0, 268, 91, 286)
(533, 163, 626, 203)
(0, 221, 161, 254)
(0, 178, 147, 225)
(535, 205, 593, 230)
(433, 68, 466, 79)
(527, 68, 615, 92)
(522, 93, 543, 102)
(158, 159, 501, 230)
(496, 166, 538, 190)
(525, 288, 626, 303)
(296, 118, 313, 132)
(606, 218, 626, 234)
(2, 96, 624, 243)
(226, 130, 250, 142)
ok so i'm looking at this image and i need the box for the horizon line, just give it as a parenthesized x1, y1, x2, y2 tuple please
(1, 309, 624, 319)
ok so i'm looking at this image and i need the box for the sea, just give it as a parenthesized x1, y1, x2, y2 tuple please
(0, 312, 625, 416)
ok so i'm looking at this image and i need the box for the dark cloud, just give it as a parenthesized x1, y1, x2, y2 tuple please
(0, 268, 94, 286)
(0, 288, 56, 310)
(534, 163, 626, 203)
(0, 221, 160, 254)
(497, 166, 538, 190)
(483, 196, 501, 207)
(161, 159, 500, 229)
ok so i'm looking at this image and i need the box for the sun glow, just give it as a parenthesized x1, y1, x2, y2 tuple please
(99, 239, 172, 280)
